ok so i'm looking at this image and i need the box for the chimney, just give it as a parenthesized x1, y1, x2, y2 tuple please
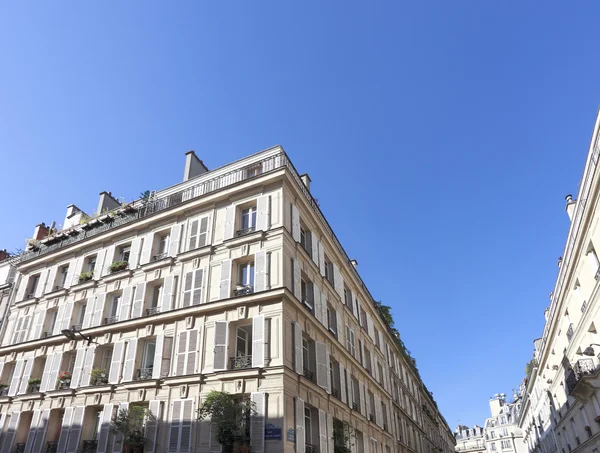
(97, 191, 121, 215)
(350, 259, 358, 268)
(300, 173, 312, 192)
(0, 249, 9, 262)
(183, 150, 209, 181)
(33, 223, 49, 240)
(565, 194, 576, 221)
(63, 205, 86, 230)
(557, 256, 563, 267)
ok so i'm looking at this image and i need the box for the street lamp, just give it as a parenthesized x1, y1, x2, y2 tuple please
(61, 328, 97, 346)
(582, 344, 600, 356)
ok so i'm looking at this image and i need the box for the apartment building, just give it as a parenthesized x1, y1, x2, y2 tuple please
(0, 252, 17, 342)
(0, 147, 455, 453)
(484, 394, 525, 453)
(518, 110, 600, 453)
(454, 425, 485, 453)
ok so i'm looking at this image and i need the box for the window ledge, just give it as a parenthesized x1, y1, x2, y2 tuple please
(70, 280, 98, 293)
(140, 257, 175, 272)
(13, 392, 43, 401)
(103, 269, 134, 283)
(0, 396, 11, 404)
(78, 384, 114, 394)
(44, 388, 75, 398)
(162, 374, 202, 386)
(177, 245, 214, 263)
(121, 379, 160, 390)
(14, 297, 39, 308)
(44, 288, 68, 299)
(223, 230, 265, 248)
(208, 368, 262, 380)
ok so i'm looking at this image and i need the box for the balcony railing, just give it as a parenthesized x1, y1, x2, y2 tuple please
(234, 285, 254, 297)
(81, 440, 98, 453)
(15, 152, 287, 264)
(152, 252, 168, 262)
(236, 226, 256, 237)
(137, 368, 153, 380)
(0, 387, 8, 397)
(306, 444, 317, 453)
(331, 388, 340, 399)
(352, 402, 358, 411)
(45, 442, 58, 453)
(146, 307, 160, 316)
(15, 443, 25, 453)
(369, 414, 376, 422)
(43, 331, 53, 338)
(230, 355, 252, 370)
(567, 324, 574, 342)
(54, 284, 65, 291)
(303, 368, 315, 382)
(103, 316, 118, 325)
(566, 358, 597, 394)
(72, 324, 82, 331)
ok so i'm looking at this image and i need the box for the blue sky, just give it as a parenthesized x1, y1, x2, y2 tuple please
(0, 1, 598, 429)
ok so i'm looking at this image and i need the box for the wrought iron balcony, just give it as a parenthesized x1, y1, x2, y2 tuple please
(103, 316, 118, 325)
(137, 368, 153, 380)
(331, 388, 340, 399)
(566, 358, 598, 395)
(82, 440, 98, 453)
(72, 324, 82, 331)
(54, 284, 65, 291)
(14, 443, 25, 453)
(234, 285, 254, 297)
(152, 252, 168, 262)
(303, 368, 315, 382)
(45, 442, 58, 453)
(236, 226, 256, 237)
(0, 387, 8, 397)
(306, 444, 317, 453)
(43, 331, 53, 338)
(230, 355, 252, 370)
(352, 402, 358, 411)
(146, 307, 160, 316)
(369, 413, 376, 422)
(567, 324, 574, 342)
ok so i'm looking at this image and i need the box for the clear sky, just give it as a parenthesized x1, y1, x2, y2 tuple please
(1, 1, 598, 430)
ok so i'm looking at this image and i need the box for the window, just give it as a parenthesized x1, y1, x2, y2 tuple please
(236, 325, 252, 357)
(324, 254, 334, 286)
(370, 438, 378, 453)
(147, 284, 162, 316)
(118, 244, 131, 263)
(301, 277, 314, 310)
(359, 340, 364, 365)
(26, 274, 40, 298)
(302, 336, 315, 382)
(327, 304, 337, 336)
(377, 362, 384, 385)
(44, 310, 58, 337)
(374, 328, 381, 349)
(490, 431, 495, 439)
(106, 295, 120, 324)
(56, 265, 69, 290)
(247, 163, 262, 178)
(330, 359, 341, 399)
(73, 302, 87, 329)
(235, 261, 255, 296)
(239, 206, 257, 235)
(304, 407, 312, 447)
(300, 226, 312, 256)
(139, 340, 156, 380)
(382, 402, 388, 429)
(501, 441, 511, 450)
(346, 326, 356, 357)
(154, 232, 170, 261)
(344, 286, 352, 309)
(360, 307, 367, 330)
(85, 255, 97, 273)
(364, 348, 372, 374)
(188, 215, 210, 250)
(368, 391, 375, 420)
(502, 428, 508, 436)
(356, 430, 364, 453)
(351, 376, 360, 410)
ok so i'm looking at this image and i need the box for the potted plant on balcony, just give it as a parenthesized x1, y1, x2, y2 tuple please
(111, 406, 153, 453)
(28, 378, 41, 393)
(78, 272, 93, 283)
(109, 261, 128, 273)
(58, 371, 71, 389)
(0, 383, 8, 396)
(91, 368, 108, 385)
(197, 391, 256, 453)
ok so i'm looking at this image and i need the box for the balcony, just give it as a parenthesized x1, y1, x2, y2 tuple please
(145, 307, 160, 316)
(137, 368, 153, 380)
(103, 316, 118, 325)
(45, 442, 58, 453)
(152, 253, 168, 262)
(234, 285, 254, 297)
(43, 331, 53, 338)
(566, 358, 600, 401)
(14, 444, 25, 453)
(369, 414, 376, 422)
(567, 324, 574, 342)
(72, 324, 82, 331)
(352, 402, 358, 411)
(331, 388, 340, 400)
(236, 226, 256, 237)
(306, 444, 317, 453)
(81, 440, 98, 453)
(230, 355, 252, 370)
(303, 368, 315, 383)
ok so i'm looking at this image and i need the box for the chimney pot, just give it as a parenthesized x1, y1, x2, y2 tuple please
(300, 174, 312, 192)
(350, 259, 358, 268)
(565, 194, 576, 221)
(183, 150, 209, 181)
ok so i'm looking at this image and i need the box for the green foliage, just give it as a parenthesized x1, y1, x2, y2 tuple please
(110, 261, 129, 273)
(111, 406, 154, 447)
(333, 419, 355, 453)
(375, 301, 419, 374)
(91, 368, 108, 384)
(78, 272, 93, 283)
(28, 378, 41, 386)
(525, 359, 538, 377)
(197, 391, 256, 451)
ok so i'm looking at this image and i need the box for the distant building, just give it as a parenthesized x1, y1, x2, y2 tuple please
(455, 424, 485, 453)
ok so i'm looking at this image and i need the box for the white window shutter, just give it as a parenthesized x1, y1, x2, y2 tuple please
(254, 250, 267, 292)
(250, 392, 266, 453)
(291, 205, 301, 242)
(24, 409, 41, 453)
(347, 376, 354, 409)
(327, 414, 334, 453)
(93, 248, 107, 280)
(111, 403, 129, 453)
(209, 422, 222, 453)
(51, 305, 64, 337)
(318, 409, 327, 453)
(122, 338, 138, 382)
(70, 347, 87, 389)
(39, 354, 54, 393)
(168, 400, 182, 452)
(188, 219, 199, 251)
(352, 294, 359, 320)
(161, 275, 174, 313)
(82, 296, 94, 329)
(340, 364, 347, 404)
(56, 407, 73, 453)
(61, 302, 75, 331)
(295, 398, 305, 453)
(152, 334, 165, 379)
(139, 233, 154, 265)
(145, 400, 161, 453)
(182, 271, 194, 308)
(213, 321, 229, 371)
(198, 216, 210, 248)
(333, 264, 344, 301)
(293, 321, 303, 374)
(66, 406, 85, 453)
(8, 360, 24, 396)
(316, 342, 330, 393)
(47, 352, 63, 392)
(31, 309, 44, 340)
(29, 409, 50, 453)
(375, 396, 382, 427)
(131, 282, 146, 319)
(119, 286, 133, 321)
(80, 344, 97, 387)
(186, 330, 198, 376)
(314, 285, 323, 324)
(367, 314, 375, 342)
(256, 195, 270, 232)
(252, 315, 265, 368)
(171, 399, 193, 453)
(15, 276, 27, 302)
(64, 259, 77, 290)
(359, 381, 366, 416)
(91, 293, 107, 327)
(192, 268, 204, 305)
(176, 331, 188, 376)
(39, 268, 52, 296)
(320, 290, 328, 329)
(219, 260, 232, 300)
(96, 404, 114, 453)
(102, 246, 116, 277)
(1, 411, 20, 453)
(318, 241, 325, 277)
(129, 237, 141, 270)
(224, 206, 235, 240)
(109, 341, 125, 384)
(293, 259, 302, 300)
(169, 223, 182, 257)
(311, 233, 319, 265)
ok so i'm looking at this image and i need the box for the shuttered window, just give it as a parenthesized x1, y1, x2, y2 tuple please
(213, 321, 229, 371)
(182, 269, 204, 307)
(175, 330, 198, 376)
(169, 399, 194, 453)
(250, 392, 265, 453)
(188, 216, 210, 251)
